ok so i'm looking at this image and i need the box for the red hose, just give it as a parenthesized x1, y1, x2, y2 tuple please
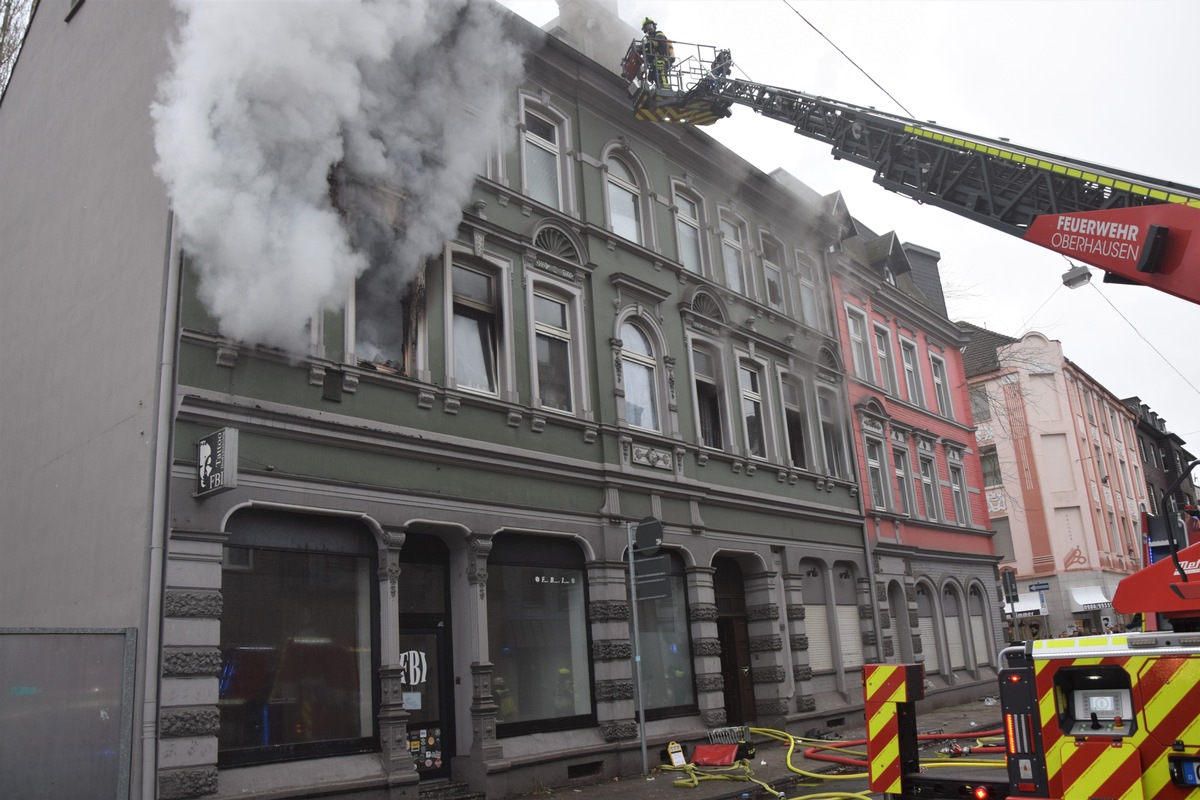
(803, 729, 1005, 767)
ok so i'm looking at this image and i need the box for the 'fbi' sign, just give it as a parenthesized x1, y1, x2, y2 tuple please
(196, 428, 238, 497)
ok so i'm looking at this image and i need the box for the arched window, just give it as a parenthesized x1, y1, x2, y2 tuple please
(833, 563, 863, 669)
(800, 560, 832, 672)
(968, 587, 992, 669)
(606, 155, 642, 244)
(943, 585, 967, 670)
(621, 322, 660, 431)
(915, 583, 940, 676)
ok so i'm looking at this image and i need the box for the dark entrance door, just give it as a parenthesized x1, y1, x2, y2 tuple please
(713, 558, 756, 725)
(397, 535, 453, 779)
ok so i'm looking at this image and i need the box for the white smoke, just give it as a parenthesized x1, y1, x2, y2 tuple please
(152, 0, 525, 352)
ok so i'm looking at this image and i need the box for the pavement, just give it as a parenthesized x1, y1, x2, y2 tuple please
(524, 698, 1004, 800)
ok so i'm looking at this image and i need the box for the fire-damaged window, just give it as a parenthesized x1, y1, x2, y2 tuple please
(333, 172, 424, 376)
(451, 262, 501, 395)
(760, 234, 786, 312)
(354, 262, 423, 375)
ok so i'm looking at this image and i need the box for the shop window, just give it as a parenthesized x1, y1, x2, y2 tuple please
(632, 551, 697, 718)
(218, 510, 377, 767)
(488, 534, 592, 736)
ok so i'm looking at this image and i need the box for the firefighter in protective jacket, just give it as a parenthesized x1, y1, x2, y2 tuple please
(638, 18, 674, 88)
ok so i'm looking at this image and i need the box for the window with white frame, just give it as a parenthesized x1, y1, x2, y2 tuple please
(845, 308, 872, 383)
(452, 262, 502, 394)
(919, 453, 941, 521)
(865, 437, 891, 510)
(620, 321, 660, 431)
(530, 285, 580, 413)
(605, 154, 642, 244)
(781, 377, 811, 470)
(817, 387, 848, 478)
(930, 354, 954, 418)
(522, 104, 565, 210)
(874, 325, 896, 394)
(739, 361, 767, 458)
(719, 212, 747, 294)
(901, 340, 924, 407)
(760, 235, 786, 312)
(691, 344, 724, 449)
(674, 188, 704, 275)
(795, 253, 821, 330)
(948, 452, 970, 526)
(893, 444, 915, 515)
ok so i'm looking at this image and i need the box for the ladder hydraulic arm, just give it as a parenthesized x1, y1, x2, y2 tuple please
(624, 43, 1200, 305)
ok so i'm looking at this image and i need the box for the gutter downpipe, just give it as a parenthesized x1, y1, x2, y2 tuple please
(864, 516, 883, 663)
(143, 210, 182, 798)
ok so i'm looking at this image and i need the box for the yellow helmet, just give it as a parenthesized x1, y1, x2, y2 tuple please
(642, 17, 656, 33)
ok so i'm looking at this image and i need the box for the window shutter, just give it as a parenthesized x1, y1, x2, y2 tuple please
(917, 617, 940, 674)
(836, 605, 864, 668)
(946, 618, 967, 670)
(805, 605, 833, 671)
(970, 613, 990, 669)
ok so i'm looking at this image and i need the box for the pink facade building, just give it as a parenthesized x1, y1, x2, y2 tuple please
(831, 230, 1000, 695)
(961, 326, 1148, 639)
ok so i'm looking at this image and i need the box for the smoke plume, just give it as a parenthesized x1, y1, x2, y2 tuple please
(152, 0, 525, 352)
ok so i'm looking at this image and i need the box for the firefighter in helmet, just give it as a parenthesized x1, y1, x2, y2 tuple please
(639, 17, 674, 89)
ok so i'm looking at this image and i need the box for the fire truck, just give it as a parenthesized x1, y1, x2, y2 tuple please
(621, 39, 1200, 800)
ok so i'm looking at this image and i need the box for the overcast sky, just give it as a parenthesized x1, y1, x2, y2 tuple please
(498, 0, 1200, 457)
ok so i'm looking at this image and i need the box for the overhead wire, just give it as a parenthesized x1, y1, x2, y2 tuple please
(779, 0, 914, 117)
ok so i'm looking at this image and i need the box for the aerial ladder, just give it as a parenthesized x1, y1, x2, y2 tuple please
(622, 39, 1200, 800)
(620, 41, 1200, 306)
